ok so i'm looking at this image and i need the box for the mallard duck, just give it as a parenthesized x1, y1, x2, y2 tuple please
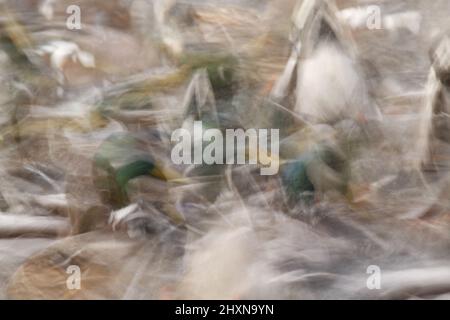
(269, 1, 367, 206)
(418, 34, 450, 167)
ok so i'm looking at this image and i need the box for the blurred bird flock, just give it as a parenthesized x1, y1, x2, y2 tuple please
(0, 0, 450, 300)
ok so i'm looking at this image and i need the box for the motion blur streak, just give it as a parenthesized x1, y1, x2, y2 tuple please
(0, 0, 450, 300)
